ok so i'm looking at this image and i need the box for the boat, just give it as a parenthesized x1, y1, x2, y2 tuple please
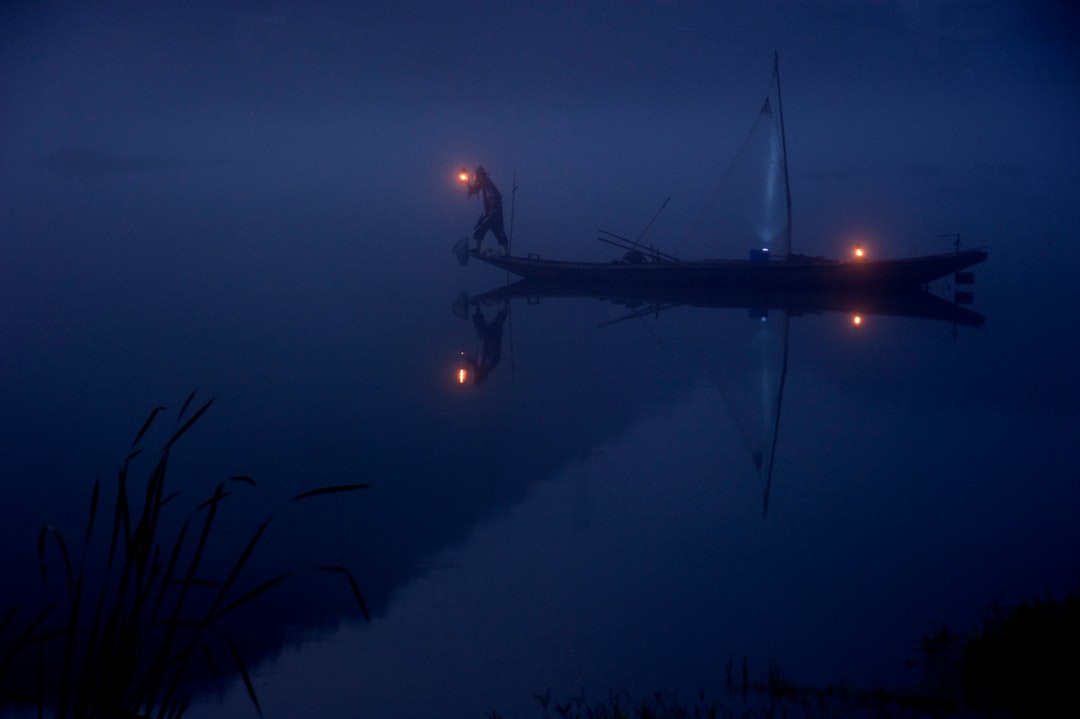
(456, 53, 989, 516)
(468, 247, 988, 291)
(459, 52, 988, 291)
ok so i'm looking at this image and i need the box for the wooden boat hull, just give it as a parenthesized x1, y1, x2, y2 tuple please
(472, 247, 988, 290)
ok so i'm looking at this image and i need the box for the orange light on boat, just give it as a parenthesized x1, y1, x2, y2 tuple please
(457, 367, 468, 384)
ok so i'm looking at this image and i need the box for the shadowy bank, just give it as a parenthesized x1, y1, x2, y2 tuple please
(0, 394, 368, 718)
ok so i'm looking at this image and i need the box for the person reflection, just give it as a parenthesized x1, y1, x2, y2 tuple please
(460, 301, 508, 386)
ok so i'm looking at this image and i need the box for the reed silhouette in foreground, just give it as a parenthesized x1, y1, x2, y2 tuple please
(0, 393, 369, 718)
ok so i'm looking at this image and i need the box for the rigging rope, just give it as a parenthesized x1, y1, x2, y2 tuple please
(676, 64, 791, 260)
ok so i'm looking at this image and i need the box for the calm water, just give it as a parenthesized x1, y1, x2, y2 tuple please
(3, 150, 1078, 717)
(3, 5, 1079, 718)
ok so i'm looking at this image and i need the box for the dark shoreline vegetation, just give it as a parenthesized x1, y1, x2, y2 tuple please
(495, 590, 1080, 719)
(1, 397, 1075, 719)
(0, 394, 369, 718)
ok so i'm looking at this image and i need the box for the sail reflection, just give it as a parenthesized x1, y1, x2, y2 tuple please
(454, 278, 985, 515)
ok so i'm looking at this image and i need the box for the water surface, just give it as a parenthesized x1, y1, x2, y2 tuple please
(2, 3, 1079, 717)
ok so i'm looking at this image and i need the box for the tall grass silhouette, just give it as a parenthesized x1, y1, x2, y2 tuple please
(0, 393, 369, 718)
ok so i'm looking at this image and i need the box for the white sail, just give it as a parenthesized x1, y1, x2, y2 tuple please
(682, 55, 792, 259)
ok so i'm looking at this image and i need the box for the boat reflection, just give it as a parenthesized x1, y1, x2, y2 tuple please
(465, 277, 985, 329)
(453, 278, 985, 515)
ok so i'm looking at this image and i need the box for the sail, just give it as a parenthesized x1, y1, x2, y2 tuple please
(682, 55, 792, 259)
(698, 56, 792, 514)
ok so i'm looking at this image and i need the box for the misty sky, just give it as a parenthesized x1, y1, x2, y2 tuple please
(4, 2, 1076, 176)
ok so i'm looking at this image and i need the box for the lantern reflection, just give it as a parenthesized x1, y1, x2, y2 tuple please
(456, 351, 469, 384)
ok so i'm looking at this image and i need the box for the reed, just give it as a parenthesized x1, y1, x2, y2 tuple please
(501, 658, 961, 719)
(510, 603, 1080, 719)
(0, 393, 369, 718)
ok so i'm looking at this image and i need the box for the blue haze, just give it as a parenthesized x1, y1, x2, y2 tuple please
(2, 2, 1079, 718)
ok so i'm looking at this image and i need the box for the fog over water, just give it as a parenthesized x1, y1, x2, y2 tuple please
(2, 2, 1079, 718)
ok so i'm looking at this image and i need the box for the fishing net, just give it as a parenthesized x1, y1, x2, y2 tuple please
(680, 67, 792, 260)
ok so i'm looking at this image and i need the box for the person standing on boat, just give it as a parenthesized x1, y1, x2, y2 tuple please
(466, 166, 508, 255)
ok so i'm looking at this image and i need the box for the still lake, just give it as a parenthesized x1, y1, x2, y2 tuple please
(2, 109, 1079, 718)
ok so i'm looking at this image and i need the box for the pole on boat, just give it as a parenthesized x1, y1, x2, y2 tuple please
(508, 169, 518, 257)
(597, 228, 681, 263)
(636, 196, 671, 244)
(506, 169, 518, 284)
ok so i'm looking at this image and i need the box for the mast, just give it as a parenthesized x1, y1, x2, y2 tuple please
(763, 52, 791, 516)
(773, 50, 793, 257)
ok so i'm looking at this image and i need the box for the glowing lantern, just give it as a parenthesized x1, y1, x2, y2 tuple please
(852, 314, 863, 326)
(457, 367, 468, 384)
(854, 244, 865, 260)
(458, 167, 470, 183)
